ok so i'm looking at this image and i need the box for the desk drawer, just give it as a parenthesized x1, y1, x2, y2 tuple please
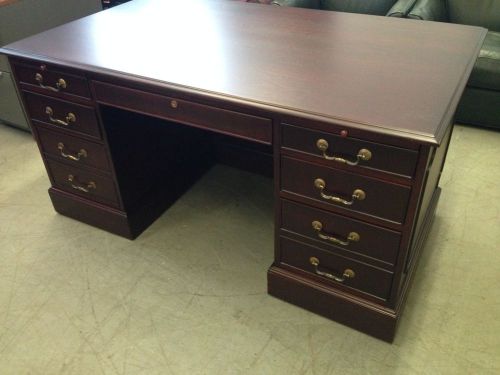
(281, 200, 401, 265)
(281, 156, 411, 224)
(92, 81, 273, 144)
(24, 92, 101, 139)
(46, 159, 120, 208)
(37, 127, 111, 171)
(281, 124, 418, 178)
(12, 60, 91, 99)
(280, 237, 393, 300)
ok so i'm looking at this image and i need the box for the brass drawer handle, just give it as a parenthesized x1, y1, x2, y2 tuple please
(45, 106, 76, 126)
(311, 221, 360, 246)
(314, 178, 366, 206)
(67, 174, 96, 193)
(316, 139, 372, 166)
(57, 142, 87, 161)
(35, 73, 67, 92)
(309, 257, 355, 282)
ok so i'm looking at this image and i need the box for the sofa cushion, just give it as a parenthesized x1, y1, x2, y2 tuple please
(448, 0, 500, 32)
(468, 31, 500, 91)
(320, 0, 395, 15)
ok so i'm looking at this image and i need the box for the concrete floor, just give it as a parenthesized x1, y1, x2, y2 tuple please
(0, 123, 499, 374)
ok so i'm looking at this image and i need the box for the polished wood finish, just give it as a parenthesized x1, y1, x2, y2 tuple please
(1, 0, 484, 144)
(1, 0, 485, 342)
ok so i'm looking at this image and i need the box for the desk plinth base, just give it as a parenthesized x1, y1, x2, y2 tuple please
(268, 267, 399, 342)
(49, 188, 150, 239)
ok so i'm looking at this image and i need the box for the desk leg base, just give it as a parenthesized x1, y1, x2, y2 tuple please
(49, 188, 137, 239)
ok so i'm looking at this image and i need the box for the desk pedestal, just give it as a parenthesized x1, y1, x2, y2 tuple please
(10, 56, 453, 342)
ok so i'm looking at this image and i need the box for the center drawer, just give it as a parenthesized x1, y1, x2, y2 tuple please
(92, 80, 273, 145)
(281, 200, 401, 265)
(281, 156, 411, 224)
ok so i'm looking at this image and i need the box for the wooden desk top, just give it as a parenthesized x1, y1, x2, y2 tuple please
(0, 0, 485, 144)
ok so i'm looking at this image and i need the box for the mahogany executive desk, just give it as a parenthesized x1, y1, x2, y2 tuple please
(1, 0, 485, 341)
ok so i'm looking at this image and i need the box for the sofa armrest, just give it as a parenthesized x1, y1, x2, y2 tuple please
(386, 0, 418, 17)
(407, 0, 447, 22)
(271, 0, 320, 9)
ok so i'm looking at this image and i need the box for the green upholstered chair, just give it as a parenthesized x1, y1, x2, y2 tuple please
(271, 0, 419, 17)
(408, 0, 500, 130)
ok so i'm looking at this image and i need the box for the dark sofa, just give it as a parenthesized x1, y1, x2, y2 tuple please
(271, 0, 418, 17)
(407, 0, 500, 130)
(272, 0, 499, 130)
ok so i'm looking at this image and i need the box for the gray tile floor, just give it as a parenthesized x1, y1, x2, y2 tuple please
(0, 123, 499, 374)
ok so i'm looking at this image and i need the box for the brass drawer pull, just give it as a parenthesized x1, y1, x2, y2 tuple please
(309, 257, 355, 282)
(35, 73, 67, 92)
(45, 106, 76, 126)
(316, 139, 372, 166)
(311, 221, 360, 246)
(314, 178, 366, 206)
(57, 142, 87, 161)
(67, 174, 96, 193)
